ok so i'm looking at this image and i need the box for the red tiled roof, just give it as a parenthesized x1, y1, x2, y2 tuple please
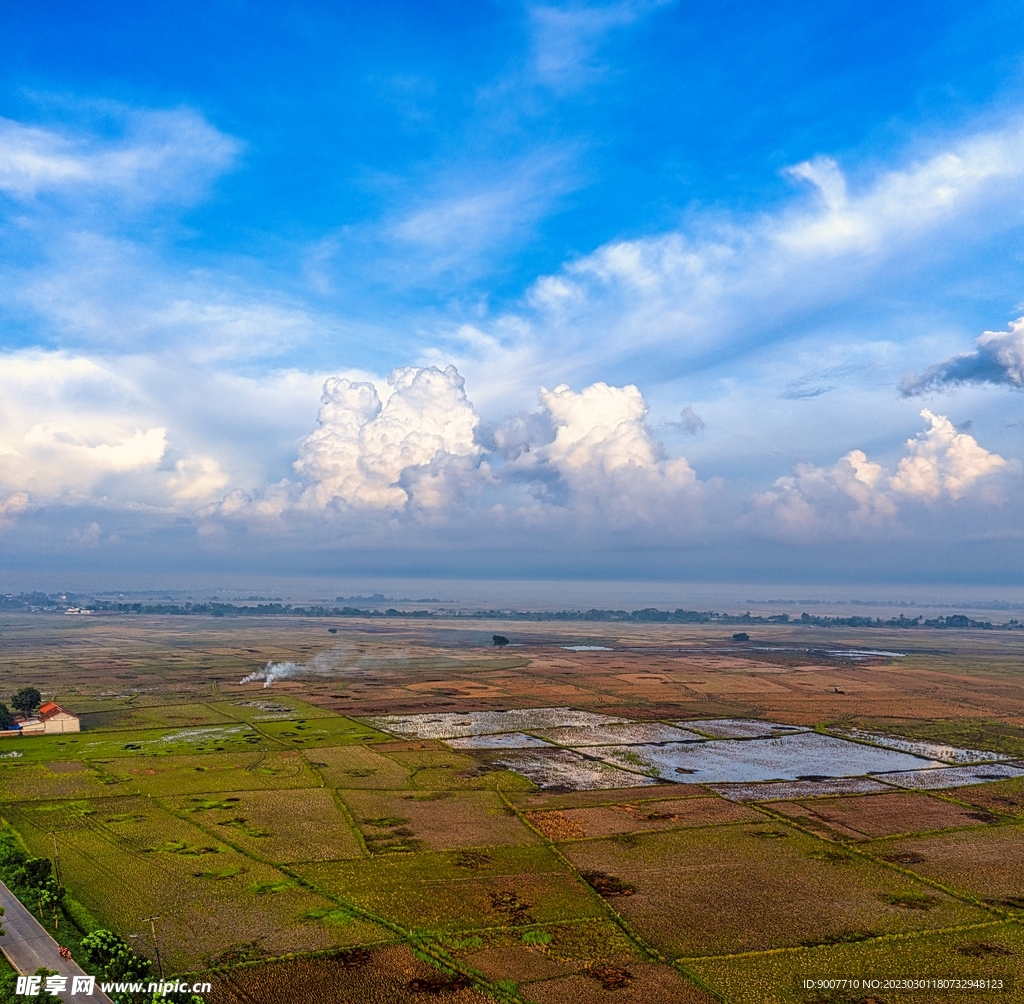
(38, 702, 60, 716)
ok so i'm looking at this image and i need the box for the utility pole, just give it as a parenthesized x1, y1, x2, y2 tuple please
(143, 916, 163, 979)
(48, 832, 61, 889)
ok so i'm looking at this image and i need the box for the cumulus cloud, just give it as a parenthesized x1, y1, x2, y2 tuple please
(752, 410, 1006, 536)
(901, 316, 1024, 394)
(66, 522, 103, 548)
(166, 456, 230, 502)
(496, 380, 703, 522)
(0, 348, 306, 514)
(524, 381, 700, 514)
(752, 449, 897, 535)
(0, 493, 29, 527)
(890, 410, 1006, 500)
(0, 108, 239, 202)
(294, 365, 481, 510)
(202, 366, 704, 530)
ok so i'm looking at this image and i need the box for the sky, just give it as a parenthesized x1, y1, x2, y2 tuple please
(1, 0, 1024, 585)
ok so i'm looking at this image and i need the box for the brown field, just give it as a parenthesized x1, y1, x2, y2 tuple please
(768, 790, 991, 840)
(868, 823, 1024, 904)
(206, 945, 494, 1004)
(522, 964, 718, 1004)
(950, 775, 1024, 818)
(508, 783, 707, 811)
(295, 845, 606, 932)
(561, 824, 992, 957)
(0, 611, 1023, 1001)
(525, 796, 759, 839)
(340, 788, 540, 850)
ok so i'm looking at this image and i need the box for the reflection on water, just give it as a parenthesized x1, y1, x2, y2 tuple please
(366, 707, 1016, 792)
(587, 732, 942, 784)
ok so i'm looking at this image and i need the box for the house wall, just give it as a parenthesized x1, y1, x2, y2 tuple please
(43, 714, 80, 734)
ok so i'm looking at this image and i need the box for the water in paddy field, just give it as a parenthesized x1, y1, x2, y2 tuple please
(445, 732, 553, 749)
(587, 732, 943, 784)
(364, 707, 628, 740)
(833, 728, 1013, 764)
(677, 719, 808, 739)
(532, 722, 701, 746)
(869, 764, 1024, 790)
(363, 709, 1024, 792)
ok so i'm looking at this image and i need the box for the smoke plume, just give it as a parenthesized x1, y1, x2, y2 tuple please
(239, 645, 354, 688)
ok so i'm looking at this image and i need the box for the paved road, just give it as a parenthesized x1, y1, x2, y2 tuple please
(0, 881, 113, 1002)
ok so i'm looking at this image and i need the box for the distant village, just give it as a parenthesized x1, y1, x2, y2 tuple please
(0, 687, 79, 737)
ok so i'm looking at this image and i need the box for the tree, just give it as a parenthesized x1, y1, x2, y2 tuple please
(11, 688, 41, 717)
(492, 635, 510, 648)
(80, 930, 152, 982)
(0, 705, 14, 730)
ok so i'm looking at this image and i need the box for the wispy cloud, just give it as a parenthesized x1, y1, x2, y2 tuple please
(512, 120, 1024, 376)
(0, 107, 240, 203)
(316, 147, 582, 292)
(530, 1, 673, 92)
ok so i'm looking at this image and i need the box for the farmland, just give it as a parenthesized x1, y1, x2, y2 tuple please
(0, 611, 1021, 1001)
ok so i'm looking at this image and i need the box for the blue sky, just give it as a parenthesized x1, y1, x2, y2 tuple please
(1, 0, 1024, 583)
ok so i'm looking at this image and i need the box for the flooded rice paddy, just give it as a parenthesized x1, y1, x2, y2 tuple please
(366, 710, 1017, 791)
(489, 748, 659, 790)
(585, 733, 942, 784)
(707, 777, 894, 802)
(872, 763, 1024, 789)
(365, 707, 627, 739)
(831, 727, 1014, 764)
(445, 732, 554, 749)
(677, 719, 807, 739)
(533, 722, 701, 746)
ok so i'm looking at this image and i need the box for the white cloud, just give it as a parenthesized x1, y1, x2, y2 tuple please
(67, 522, 103, 548)
(0, 108, 239, 202)
(166, 456, 230, 502)
(17, 231, 322, 362)
(752, 410, 1007, 537)
(0, 492, 29, 527)
(0, 349, 330, 515)
(515, 120, 1024, 374)
(294, 365, 482, 510)
(890, 409, 1006, 500)
(0, 351, 167, 497)
(752, 449, 897, 536)
(528, 380, 702, 521)
(902, 316, 1024, 393)
(203, 367, 704, 531)
(530, 1, 671, 91)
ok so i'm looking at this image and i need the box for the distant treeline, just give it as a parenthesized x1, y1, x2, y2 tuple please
(2, 592, 1021, 630)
